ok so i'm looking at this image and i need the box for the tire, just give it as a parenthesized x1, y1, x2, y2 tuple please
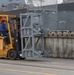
(7, 50, 17, 60)
(19, 57, 26, 60)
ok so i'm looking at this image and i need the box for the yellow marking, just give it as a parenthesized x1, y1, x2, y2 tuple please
(0, 68, 56, 75)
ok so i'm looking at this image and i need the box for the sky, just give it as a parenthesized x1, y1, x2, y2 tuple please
(58, 0, 63, 3)
(26, 0, 63, 6)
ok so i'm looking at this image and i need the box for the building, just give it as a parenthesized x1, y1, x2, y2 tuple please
(0, 7, 6, 11)
(6, 1, 34, 11)
(63, 0, 74, 3)
(6, 3, 20, 10)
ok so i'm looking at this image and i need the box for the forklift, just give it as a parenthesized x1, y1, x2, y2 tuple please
(0, 15, 23, 60)
(0, 13, 44, 60)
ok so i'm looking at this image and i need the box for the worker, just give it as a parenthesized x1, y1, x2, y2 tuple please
(0, 18, 8, 35)
(0, 18, 10, 44)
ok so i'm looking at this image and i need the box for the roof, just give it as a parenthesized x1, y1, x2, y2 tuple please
(0, 8, 27, 15)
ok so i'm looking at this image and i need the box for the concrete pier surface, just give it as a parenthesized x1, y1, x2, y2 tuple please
(0, 58, 74, 75)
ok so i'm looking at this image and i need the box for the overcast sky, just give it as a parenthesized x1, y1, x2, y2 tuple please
(58, 0, 63, 3)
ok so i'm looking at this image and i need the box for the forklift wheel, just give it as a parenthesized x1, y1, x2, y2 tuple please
(19, 57, 26, 60)
(7, 50, 17, 60)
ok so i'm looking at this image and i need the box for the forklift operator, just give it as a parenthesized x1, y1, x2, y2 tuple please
(0, 18, 9, 44)
(0, 18, 8, 36)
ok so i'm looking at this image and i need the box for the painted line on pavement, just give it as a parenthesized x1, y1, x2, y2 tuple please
(0, 68, 56, 75)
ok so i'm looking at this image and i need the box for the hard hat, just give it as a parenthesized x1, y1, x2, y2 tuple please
(1, 18, 7, 22)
